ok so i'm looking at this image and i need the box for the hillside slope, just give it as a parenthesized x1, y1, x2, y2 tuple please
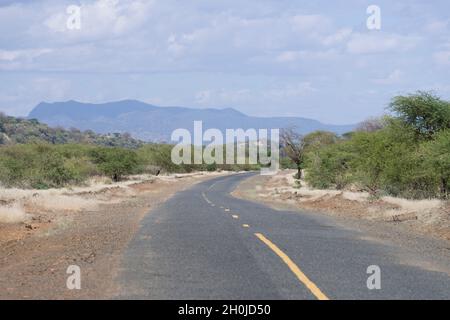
(0, 112, 143, 148)
(29, 100, 355, 142)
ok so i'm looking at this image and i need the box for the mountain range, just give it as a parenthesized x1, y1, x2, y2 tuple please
(28, 100, 356, 142)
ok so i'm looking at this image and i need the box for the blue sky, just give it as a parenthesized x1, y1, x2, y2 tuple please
(0, 0, 449, 124)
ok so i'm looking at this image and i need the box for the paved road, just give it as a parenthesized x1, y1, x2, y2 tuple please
(117, 173, 450, 299)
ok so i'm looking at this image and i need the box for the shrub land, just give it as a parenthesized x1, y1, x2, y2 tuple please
(302, 92, 450, 199)
(1, 91, 448, 199)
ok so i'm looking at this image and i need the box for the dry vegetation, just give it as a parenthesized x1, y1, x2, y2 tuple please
(0, 172, 226, 233)
(0, 171, 230, 299)
(234, 170, 450, 240)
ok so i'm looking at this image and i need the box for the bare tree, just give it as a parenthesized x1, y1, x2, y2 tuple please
(356, 117, 385, 133)
(280, 128, 305, 180)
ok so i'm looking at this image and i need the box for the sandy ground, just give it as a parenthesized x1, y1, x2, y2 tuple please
(233, 170, 450, 276)
(0, 171, 230, 299)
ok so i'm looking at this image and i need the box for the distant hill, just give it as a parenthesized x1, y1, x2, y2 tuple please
(29, 100, 356, 142)
(0, 113, 143, 148)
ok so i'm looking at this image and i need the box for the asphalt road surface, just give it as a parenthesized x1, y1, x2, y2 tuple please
(117, 173, 450, 300)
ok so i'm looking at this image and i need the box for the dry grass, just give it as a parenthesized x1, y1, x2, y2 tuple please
(27, 194, 101, 212)
(257, 169, 448, 223)
(0, 177, 144, 223)
(0, 171, 233, 224)
(342, 191, 370, 202)
(0, 204, 28, 223)
(382, 196, 442, 211)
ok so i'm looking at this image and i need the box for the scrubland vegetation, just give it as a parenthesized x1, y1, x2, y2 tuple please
(0, 131, 262, 190)
(299, 92, 450, 199)
(0, 111, 263, 188)
(0, 113, 143, 148)
(1, 91, 448, 200)
(0, 143, 259, 189)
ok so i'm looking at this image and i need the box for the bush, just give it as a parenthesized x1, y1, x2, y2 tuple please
(305, 140, 354, 189)
(138, 144, 192, 173)
(421, 130, 450, 198)
(302, 92, 450, 199)
(0, 144, 90, 188)
(89, 147, 140, 182)
(389, 91, 450, 140)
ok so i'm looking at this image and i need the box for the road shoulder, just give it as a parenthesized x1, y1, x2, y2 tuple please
(0, 172, 229, 299)
(232, 172, 450, 277)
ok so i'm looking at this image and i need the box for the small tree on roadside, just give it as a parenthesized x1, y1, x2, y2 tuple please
(280, 128, 305, 180)
(89, 147, 139, 182)
(303, 130, 338, 150)
(389, 91, 450, 140)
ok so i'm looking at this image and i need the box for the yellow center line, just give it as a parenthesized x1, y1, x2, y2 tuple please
(254, 233, 330, 301)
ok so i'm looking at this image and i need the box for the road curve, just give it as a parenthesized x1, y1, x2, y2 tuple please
(117, 173, 450, 300)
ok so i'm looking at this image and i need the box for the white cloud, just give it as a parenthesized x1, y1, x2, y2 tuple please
(290, 14, 331, 33)
(0, 48, 52, 62)
(276, 51, 299, 63)
(424, 20, 449, 34)
(433, 50, 450, 66)
(195, 88, 252, 105)
(44, 0, 154, 38)
(322, 28, 352, 46)
(0, 76, 71, 116)
(167, 34, 186, 57)
(372, 69, 403, 85)
(1, 0, 450, 122)
(195, 82, 316, 106)
(275, 49, 338, 63)
(347, 33, 420, 54)
(31, 77, 71, 101)
(265, 82, 317, 98)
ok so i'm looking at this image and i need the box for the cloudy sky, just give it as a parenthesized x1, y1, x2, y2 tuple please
(0, 0, 449, 124)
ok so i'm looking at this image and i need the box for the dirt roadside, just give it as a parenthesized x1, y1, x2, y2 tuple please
(233, 171, 450, 276)
(0, 172, 229, 299)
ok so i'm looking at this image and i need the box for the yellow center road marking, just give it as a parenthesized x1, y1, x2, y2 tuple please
(232, 215, 239, 219)
(242, 224, 250, 228)
(254, 233, 330, 301)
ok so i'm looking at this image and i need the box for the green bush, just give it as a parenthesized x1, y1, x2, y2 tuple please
(305, 140, 354, 189)
(303, 92, 450, 199)
(421, 130, 450, 198)
(89, 147, 140, 182)
(0, 138, 265, 189)
(389, 91, 450, 140)
(0, 144, 90, 188)
(138, 144, 192, 173)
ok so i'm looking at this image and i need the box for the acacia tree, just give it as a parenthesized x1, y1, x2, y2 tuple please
(280, 128, 305, 180)
(389, 91, 450, 140)
(89, 147, 139, 182)
(303, 130, 338, 149)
